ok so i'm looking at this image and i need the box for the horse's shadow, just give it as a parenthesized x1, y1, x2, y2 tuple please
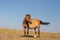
(19, 35, 34, 38)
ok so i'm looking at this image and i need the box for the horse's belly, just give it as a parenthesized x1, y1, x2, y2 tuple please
(29, 20, 39, 28)
(29, 24, 37, 28)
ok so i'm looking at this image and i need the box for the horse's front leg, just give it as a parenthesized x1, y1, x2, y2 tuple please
(27, 28, 29, 36)
(24, 27, 26, 36)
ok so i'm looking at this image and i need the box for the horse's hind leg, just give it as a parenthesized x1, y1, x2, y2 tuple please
(38, 27, 40, 37)
(34, 28, 37, 38)
(34, 28, 37, 35)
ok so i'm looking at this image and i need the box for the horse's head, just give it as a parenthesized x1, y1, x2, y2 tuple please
(24, 14, 31, 23)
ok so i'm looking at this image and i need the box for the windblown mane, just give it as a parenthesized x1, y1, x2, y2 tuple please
(23, 14, 31, 27)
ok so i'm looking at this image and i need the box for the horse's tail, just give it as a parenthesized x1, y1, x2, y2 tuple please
(40, 20, 50, 25)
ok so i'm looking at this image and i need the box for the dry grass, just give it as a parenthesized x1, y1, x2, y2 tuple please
(0, 28, 60, 40)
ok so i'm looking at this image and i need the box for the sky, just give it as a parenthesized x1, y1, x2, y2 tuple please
(0, 0, 60, 32)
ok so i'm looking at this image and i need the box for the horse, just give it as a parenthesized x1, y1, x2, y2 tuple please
(22, 14, 50, 38)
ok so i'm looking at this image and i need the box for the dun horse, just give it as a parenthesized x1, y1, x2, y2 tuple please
(23, 14, 50, 38)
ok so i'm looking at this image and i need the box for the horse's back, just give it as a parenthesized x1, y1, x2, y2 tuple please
(29, 19, 40, 28)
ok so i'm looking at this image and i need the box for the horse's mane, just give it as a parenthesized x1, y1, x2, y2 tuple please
(23, 14, 31, 24)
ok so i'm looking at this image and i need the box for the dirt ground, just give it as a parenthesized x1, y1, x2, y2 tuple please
(0, 28, 60, 40)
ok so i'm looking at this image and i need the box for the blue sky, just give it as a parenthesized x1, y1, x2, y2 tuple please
(0, 0, 60, 32)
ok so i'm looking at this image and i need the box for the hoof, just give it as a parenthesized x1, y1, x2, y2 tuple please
(37, 35, 40, 37)
(23, 35, 27, 37)
(34, 35, 37, 38)
(23, 35, 29, 37)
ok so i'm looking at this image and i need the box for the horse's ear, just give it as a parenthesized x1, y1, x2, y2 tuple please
(26, 14, 31, 18)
